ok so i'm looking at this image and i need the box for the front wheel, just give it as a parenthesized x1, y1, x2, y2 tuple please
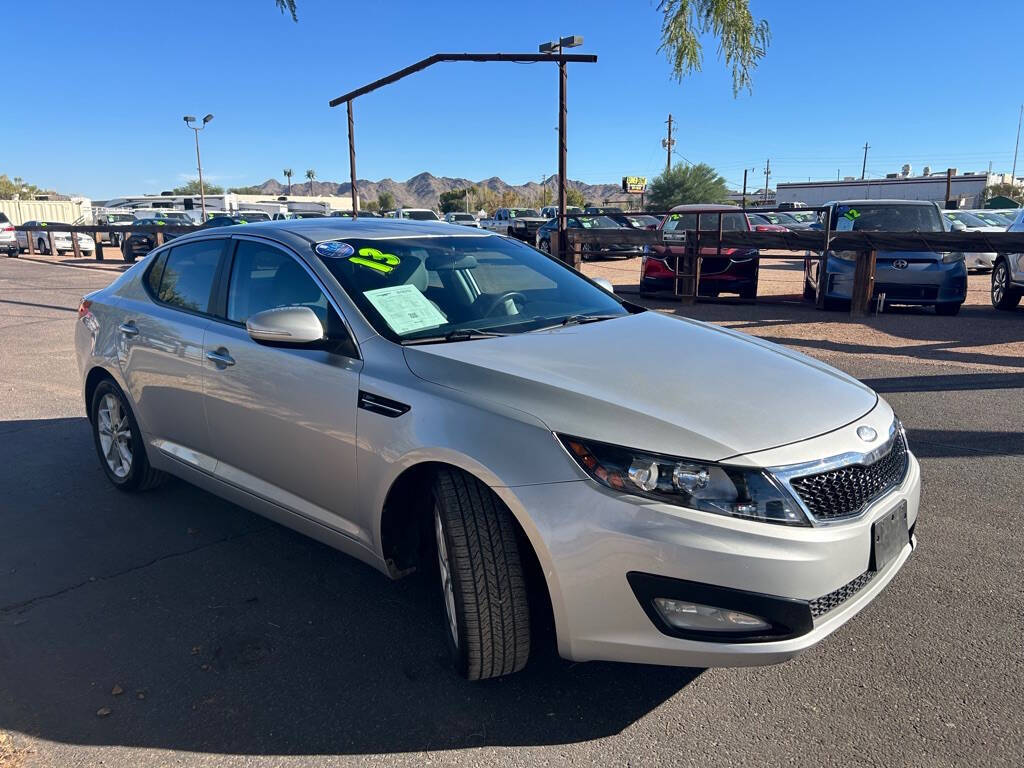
(90, 379, 166, 491)
(432, 468, 531, 680)
(992, 260, 1022, 310)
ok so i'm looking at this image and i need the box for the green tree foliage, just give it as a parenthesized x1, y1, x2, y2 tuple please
(565, 187, 585, 208)
(376, 191, 396, 212)
(0, 175, 49, 199)
(659, 0, 770, 96)
(282, 168, 293, 194)
(275, 0, 297, 20)
(363, 200, 381, 213)
(227, 185, 264, 194)
(171, 178, 224, 195)
(986, 182, 1024, 204)
(305, 169, 316, 194)
(645, 163, 730, 210)
(439, 188, 471, 213)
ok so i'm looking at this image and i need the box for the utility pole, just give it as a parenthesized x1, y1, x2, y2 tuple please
(861, 142, 870, 180)
(662, 114, 674, 174)
(762, 158, 771, 203)
(1012, 104, 1023, 192)
(347, 101, 358, 217)
(742, 169, 748, 210)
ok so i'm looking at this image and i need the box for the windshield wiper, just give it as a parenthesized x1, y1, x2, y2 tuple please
(401, 328, 507, 346)
(531, 314, 622, 332)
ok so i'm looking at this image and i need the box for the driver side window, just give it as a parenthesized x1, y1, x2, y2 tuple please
(226, 240, 330, 329)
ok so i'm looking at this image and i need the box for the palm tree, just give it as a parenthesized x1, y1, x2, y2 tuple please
(305, 169, 316, 196)
(283, 168, 293, 195)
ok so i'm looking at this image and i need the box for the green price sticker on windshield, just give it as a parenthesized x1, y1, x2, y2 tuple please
(350, 247, 400, 274)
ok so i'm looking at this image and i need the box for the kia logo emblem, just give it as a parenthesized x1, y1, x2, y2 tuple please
(892, 259, 909, 269)
(857, 426, 878, 443)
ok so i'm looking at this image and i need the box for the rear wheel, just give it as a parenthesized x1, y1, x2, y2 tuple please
(431, 468, 531, 680)
(37, 238, 48, 255)
(90, 379, 166, 491)
(992, 259, 1022, 310)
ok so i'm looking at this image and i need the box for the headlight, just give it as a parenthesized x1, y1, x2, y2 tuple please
(940, 251, 964, 263)
(558, 435, 808, 526)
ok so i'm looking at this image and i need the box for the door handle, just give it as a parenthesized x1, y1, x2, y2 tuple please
(118, 322, 139, 336)
(206, 349, 235, 367)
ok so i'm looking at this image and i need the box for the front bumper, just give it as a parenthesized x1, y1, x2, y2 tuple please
(496, 450, 920, 668)
(824, 254, 967, 305)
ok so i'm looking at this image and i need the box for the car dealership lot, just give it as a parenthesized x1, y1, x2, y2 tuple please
(1, 257, 1022, 767)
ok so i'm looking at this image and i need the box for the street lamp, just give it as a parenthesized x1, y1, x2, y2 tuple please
(539, 35, 582, 262)
(183, 114, 214, 220)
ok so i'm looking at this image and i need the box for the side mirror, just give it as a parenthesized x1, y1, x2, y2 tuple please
(246, 306, 324, 344)
(950, 220, 967, 232)
(593, 277, 615, 294)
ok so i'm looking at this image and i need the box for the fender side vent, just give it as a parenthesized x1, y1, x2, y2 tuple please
(358, 391, 410, 418)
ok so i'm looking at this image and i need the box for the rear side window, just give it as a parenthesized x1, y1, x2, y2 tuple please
(145, 250, 168, 295)
(0, 213, 9, 224)
(153, 240, 223, 313)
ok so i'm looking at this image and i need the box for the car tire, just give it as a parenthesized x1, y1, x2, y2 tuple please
(934, 302, 962, 316)
(431, 467, 531, 680)
(802, 275, 816, 300)
(90, 379, 166, 492)
(991, 259, 1022, 311)
(122, 245, 135, 264)
(539, 239, 550, 253)
(739, 284, 757, 300)
(37, 238, 48, 255)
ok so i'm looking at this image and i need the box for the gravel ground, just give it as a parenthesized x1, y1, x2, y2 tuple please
(1, 256, 1022, 768)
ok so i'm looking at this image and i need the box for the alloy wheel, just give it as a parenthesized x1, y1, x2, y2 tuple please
(97, 393, 133, 478)
(993, 264, 1006, 304)
(434, 505, 459, 646)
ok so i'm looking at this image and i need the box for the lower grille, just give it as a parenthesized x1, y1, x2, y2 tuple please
(809, 571, 875, 618)
(790, 432, 909, 521)
(875, 283, 939, 301)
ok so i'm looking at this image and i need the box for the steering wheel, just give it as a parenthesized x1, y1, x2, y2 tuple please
(480, 291, 527, 317)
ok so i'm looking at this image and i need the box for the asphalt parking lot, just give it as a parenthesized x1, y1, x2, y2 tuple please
(1, 256, 1022, 767)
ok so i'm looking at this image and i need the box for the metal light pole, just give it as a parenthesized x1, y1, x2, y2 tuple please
(183, 114, 213, 220)
(540, 35, 583, 263)
(1012, 104, 1023, 193)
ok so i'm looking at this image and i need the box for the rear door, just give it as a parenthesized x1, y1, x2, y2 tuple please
(202, 237, 365, 542)
(117, 237, 227, 470)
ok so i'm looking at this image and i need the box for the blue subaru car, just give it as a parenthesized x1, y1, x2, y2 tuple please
(804, 200, 968, 315)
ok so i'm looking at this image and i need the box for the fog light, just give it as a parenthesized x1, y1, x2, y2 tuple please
(653, 598, 771, 632)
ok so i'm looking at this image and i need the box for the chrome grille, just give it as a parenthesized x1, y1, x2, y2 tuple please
(809, 571, 875, 618)
(790, 433, 908, 521)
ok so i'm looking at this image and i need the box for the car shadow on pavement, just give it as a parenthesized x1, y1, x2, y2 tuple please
(0, 417, 700, 756)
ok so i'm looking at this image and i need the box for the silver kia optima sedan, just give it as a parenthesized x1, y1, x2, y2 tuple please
(75, 218, 920, 679)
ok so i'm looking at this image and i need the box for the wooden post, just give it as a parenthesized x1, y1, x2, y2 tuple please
(155, 230, 165, 248)
(70, 229, 82, 259)
(48, 231, 58, 257)
(850, 249, 877, 318)
(550, 230, 559, 263)
(96, 232, 105, 261)
(26, 230, 35, 256)
(571, 237, 582, 270)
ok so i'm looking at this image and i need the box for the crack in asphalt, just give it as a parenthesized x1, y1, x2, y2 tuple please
(0, 525, 273, 615)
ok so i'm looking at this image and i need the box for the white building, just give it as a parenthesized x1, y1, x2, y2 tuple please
(776, 171, 1017, 208)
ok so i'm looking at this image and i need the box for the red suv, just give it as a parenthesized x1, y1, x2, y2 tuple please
(641, 204, 759, 298)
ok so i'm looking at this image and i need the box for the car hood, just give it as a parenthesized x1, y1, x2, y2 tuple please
(402, 311, 877, 462)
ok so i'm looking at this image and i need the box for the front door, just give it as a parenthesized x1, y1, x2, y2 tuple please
(202, 237, 365, 543)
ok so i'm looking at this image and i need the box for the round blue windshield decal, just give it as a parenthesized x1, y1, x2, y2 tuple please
(315, 241, 354, 258)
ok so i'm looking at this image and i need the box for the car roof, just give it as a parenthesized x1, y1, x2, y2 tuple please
(669, 204, 741, 212)
(169, 216, 495, 247)
(826, 199, 937, 206)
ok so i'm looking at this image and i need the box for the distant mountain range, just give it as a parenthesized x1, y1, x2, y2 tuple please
(252, 172, 624, 210)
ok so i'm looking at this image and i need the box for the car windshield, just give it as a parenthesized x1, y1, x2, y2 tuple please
(626, 215, 659, 227)
(574, 215, 621, 228)
(450, 214, 474, 221)
(834, 203, 942, 232)
(404, 210, 439, 221)
(788, 211, 818, 223)
(760, 212, 796, 225)
(237, 212, 270, 221)
(944, 211, 987, 228)
(974, 210, 1014, 226)
(662, 211, 749, 232)
(508, 209, 539, 218)
(107, 214, 134, 222)
(314, 234, 628, 342)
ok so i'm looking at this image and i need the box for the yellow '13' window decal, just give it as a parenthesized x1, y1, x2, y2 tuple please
(349, 247, 401, 274)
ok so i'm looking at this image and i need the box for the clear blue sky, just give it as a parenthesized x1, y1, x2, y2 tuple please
(4, 0, 1022, 199)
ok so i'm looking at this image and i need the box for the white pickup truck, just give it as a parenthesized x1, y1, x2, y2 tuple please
(480, 207, 548, 243)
